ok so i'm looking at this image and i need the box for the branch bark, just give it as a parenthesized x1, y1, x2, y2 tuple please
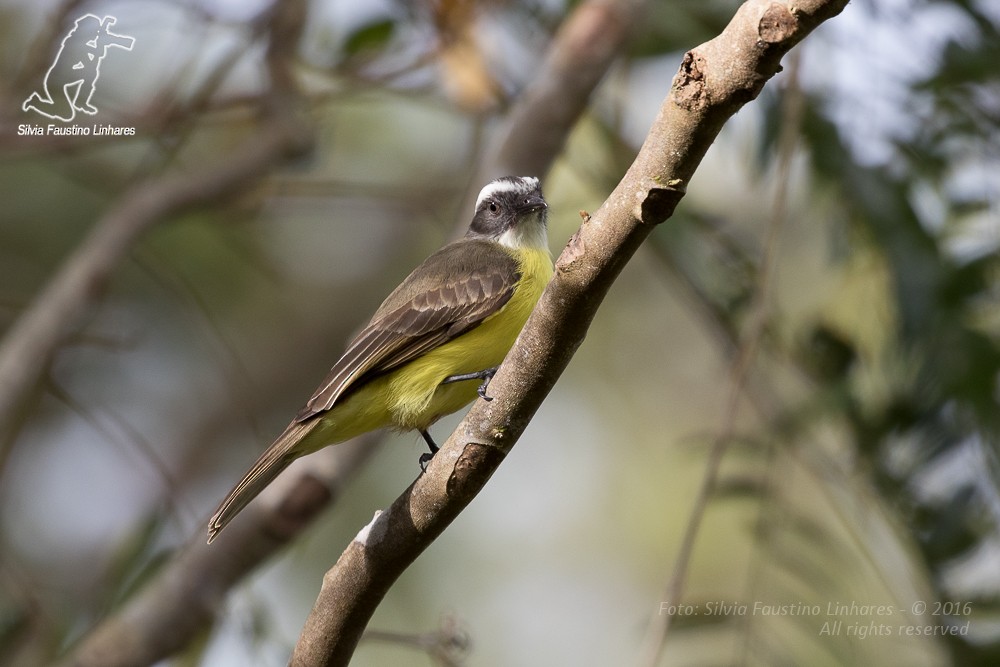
(291, 0, 850, 664)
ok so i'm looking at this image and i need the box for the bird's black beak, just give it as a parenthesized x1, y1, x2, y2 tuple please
(518, 194, 548, 214)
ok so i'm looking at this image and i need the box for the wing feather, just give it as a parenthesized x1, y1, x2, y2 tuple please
(294, 239, 518, 422)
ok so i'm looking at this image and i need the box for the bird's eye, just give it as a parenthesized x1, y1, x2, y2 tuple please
(488, 201, 499, 213)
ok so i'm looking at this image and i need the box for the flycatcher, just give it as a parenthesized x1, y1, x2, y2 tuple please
(208, 176, 552, 542)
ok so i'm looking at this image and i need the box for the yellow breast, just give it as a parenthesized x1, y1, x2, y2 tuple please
(386, 244, 553, 429)
(299, 245, 553, 453)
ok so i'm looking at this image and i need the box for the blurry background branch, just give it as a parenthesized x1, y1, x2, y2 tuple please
(0, 0, 312, 471)
(290, 1, 849, 664)
(61, 436, 374, 667)
(463, 0, 645, 211)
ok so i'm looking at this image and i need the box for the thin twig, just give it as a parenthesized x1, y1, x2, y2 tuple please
(637, 50, 805, 667)
(734, 50, 805, 667)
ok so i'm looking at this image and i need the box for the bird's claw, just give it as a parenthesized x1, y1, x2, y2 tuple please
(442, 366, 498, 401)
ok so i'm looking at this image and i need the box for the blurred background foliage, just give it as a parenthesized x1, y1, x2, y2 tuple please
(0, 0, 999, 665)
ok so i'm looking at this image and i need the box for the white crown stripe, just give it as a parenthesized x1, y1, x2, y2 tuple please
(474, 176, 540, 211)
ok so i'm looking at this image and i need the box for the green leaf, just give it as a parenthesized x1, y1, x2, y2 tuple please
(343, 19, 395, 57)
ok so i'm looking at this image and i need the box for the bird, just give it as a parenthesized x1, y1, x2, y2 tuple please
(207, 176, 553, 542)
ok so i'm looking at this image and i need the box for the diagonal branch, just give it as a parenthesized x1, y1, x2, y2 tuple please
(290, 1, 850, 664)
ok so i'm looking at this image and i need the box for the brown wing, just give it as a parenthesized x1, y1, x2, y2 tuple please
(294, 239, 518, 422)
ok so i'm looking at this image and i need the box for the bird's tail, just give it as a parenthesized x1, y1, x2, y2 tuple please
(207, 419, 320, 543)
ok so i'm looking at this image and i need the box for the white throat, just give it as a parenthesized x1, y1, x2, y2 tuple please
(497, 211, 548, 250)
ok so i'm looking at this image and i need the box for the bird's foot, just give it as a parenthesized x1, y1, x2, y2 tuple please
(441, 366, 498, 401)
(418, 429, 438, 472)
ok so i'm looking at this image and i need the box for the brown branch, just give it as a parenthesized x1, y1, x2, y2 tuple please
(290, 1, 850, 664)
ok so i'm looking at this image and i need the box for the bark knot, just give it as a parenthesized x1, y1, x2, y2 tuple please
(758, 3, 798, 44)
(672, 51, 708, 111)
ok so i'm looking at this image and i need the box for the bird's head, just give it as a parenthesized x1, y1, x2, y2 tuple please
(467, 176, 548, 250)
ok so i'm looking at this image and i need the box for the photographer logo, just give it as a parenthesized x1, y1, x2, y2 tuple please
(20, 14, 136, 136)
